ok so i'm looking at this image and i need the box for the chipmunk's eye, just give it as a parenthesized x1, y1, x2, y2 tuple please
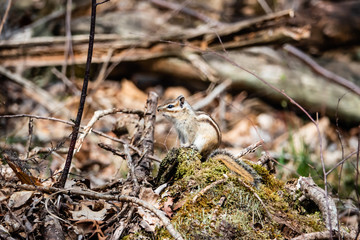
(167, 104, 174, 109)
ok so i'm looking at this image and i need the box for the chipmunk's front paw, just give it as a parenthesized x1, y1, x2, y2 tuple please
(188, 144, 199, 152)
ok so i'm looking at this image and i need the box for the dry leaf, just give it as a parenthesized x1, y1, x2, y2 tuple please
(139, 187, 159, 207)
(117, 79, 148, 109)
(136, 187, 162, 231)
(4, 156, 42, 186)
(70, 202, 111, 221)
(8, 191, 34, 208)
(137, 207, 161, 232)
(161, 197, 175, 218)
(75, 219, 106, 239)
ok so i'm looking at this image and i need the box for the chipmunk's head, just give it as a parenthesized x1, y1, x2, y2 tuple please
(157, 95, 192, 120)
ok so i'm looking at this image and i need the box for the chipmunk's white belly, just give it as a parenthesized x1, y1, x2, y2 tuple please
(174, 118, 198, 147)
(193, 121, 219, 152)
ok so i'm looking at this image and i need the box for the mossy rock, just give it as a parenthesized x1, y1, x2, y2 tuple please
(154, 148, 326, 239)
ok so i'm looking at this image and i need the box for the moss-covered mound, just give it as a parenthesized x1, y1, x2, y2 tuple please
(156, 148, 325, 239)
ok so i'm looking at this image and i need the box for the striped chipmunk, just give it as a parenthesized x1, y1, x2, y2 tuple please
(157, 95, 261, 186)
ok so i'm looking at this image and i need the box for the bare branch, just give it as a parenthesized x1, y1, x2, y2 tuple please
(75, 108, 144, 152)
(237, 140, 263, 158)
(326, 150, 358, 175)
(257, 0, 273, 14)
(283, 44, 360, 97)
(0, 0, 12, 35)
(51, 68, 79, 95)
(192, 175, 228, 204)
(297, 177, 338, 231)
(0, 114, 161, 163)
(57, 0, 102, 188)
(124, 144, 139, 192)
(192, 79, 232, 110)
(25, 118, 34, 159)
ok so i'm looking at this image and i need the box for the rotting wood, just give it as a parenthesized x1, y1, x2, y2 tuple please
(133, 92, 158, 182)
(0, 10, 305, 68)
(297, 177, 338, 231)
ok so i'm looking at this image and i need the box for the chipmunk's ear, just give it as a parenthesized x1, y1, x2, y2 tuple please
(178, 95, 185, 107)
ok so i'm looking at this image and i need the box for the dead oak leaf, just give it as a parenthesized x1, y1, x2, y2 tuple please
(70, 203, 109, 221)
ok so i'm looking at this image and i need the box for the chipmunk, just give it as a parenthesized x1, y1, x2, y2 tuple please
(157, 95, 261, 186)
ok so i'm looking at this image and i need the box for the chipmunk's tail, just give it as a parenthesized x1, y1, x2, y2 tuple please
(209, 149, 262, 187)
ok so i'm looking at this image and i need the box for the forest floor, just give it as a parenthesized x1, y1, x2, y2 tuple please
(0, 0, 359, 239)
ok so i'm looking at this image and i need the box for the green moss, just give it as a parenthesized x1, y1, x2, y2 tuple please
(153, 148, 326, 239)
(175, 148, 202, 179)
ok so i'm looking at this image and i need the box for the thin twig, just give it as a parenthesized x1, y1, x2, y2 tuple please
(51, 68, 79, 95)
(58, 0, 101, 188)
(75, 108, 144, 152)
(45, 189, 72, 224)
(210, 196, 226, 228)
(334, 94, 346, 233)
(326, 150, 358, 175)
(283, 44, 360, 96)
(192, 175, 228, 204)
(182, 52, 220, 82)
(94, 131, 161, 163)
(257, 0, 273, 14)
(25, 118, 34, 159)
(238, 177, 271, 219)
(92, 48, 114, 91)
(0, 114, 73, 125)
(98, 143, 125, 157)
(124, 144, 139, 192)
(192, 79, 232, 110)
(96, 0, 110, 6)
(237, 140, 263, 158)
(0, 181, 184, 240)
(28, 147, 69, 158)
(0, 0, 12, 36)
(0, 114, 161, 163)
(62, 0, 73, 76)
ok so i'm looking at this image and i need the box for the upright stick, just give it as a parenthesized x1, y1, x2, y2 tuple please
(57, 0, 102, 188)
